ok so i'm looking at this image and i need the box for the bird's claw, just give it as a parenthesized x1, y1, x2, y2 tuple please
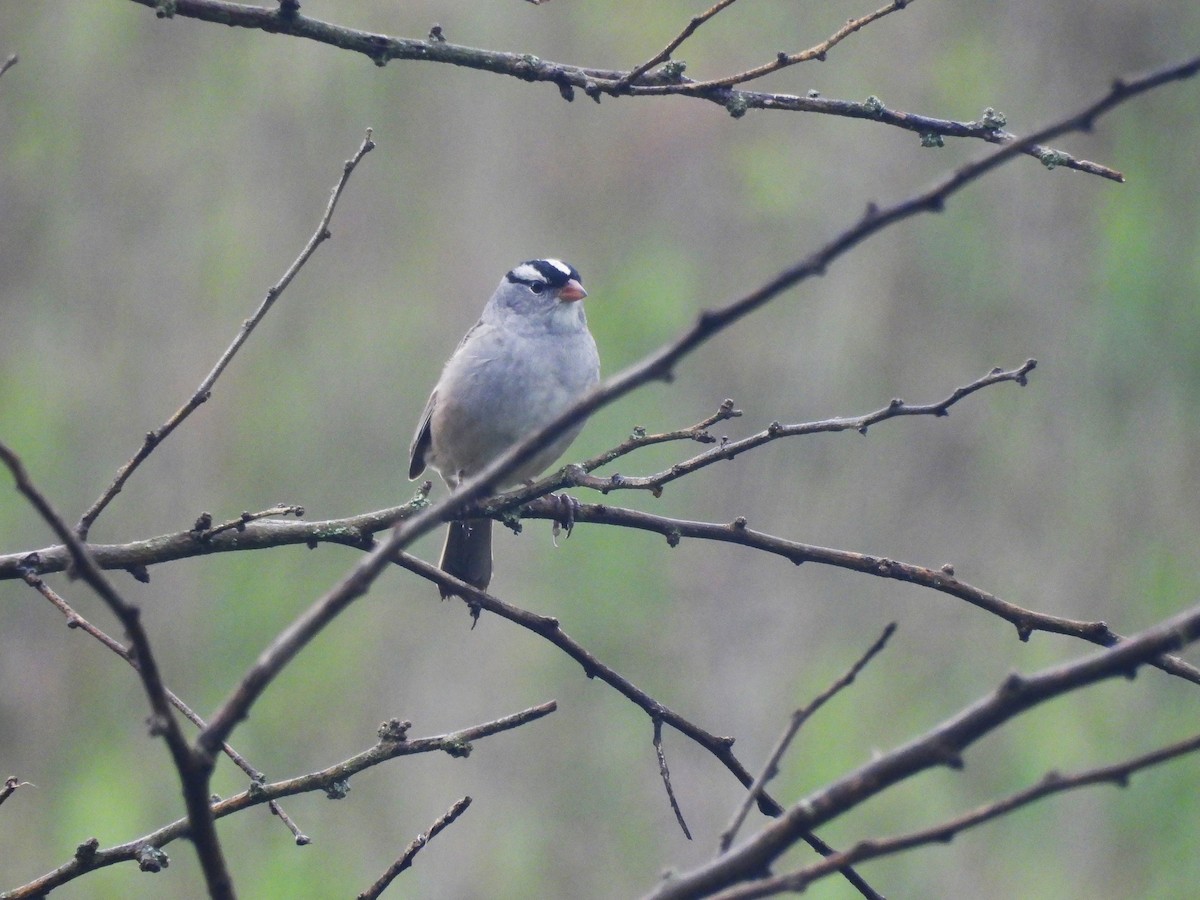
(550, 493, 581, 544)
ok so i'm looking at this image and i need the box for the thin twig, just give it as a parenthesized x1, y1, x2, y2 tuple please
(75, 130, 375, 539)
(195, 503, 306, 541)
(124, 0, 1189, 182)
(653, 718, 692, 840)
(0, 776, 32, 807)
(357, 796, 473, 899)
(708, 729, 1200, 899)
(640, 0, 914, 92)
(646, 603, 1200, 899)
(720, 623, 897, 852)
(14, 567, 314, 839)
(559, 361, 1035, 497)
(617, 0, 741, 89)
(0, 54, 17, 79)
(5, 704, 553, 899)
(578, 399, 743, 477)
(0, 442, 234, 899)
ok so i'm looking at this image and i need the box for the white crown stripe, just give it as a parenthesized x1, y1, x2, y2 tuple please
(510, 263, 544, 282)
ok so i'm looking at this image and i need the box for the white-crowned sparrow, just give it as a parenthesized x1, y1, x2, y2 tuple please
(409, 259, 600, 597)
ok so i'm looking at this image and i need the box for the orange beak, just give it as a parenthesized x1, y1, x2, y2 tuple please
(559, 279, 588, 302)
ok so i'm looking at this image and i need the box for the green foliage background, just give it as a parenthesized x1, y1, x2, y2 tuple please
(1, 2, 1198, 898)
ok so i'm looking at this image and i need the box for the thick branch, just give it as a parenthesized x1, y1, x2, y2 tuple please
(711, 729, 1200, 898)
(646, 603, 1200, 899)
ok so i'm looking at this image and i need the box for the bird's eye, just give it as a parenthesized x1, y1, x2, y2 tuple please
(529, 281, 545, 294)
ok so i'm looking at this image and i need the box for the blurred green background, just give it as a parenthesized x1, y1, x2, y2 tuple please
(2, 2, 1199, 898)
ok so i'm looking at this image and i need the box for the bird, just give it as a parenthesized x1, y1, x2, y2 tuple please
(408, 258, 600, 598)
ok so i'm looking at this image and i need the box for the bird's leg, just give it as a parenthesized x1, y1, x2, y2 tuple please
(548, 492, 581, 543)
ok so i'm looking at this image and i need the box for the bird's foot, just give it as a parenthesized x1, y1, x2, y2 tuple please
(549, 493, 581, 545)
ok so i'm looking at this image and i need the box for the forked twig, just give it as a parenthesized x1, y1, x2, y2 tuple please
(618, 0, 740, 88)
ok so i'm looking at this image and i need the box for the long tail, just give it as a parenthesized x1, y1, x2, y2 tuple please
(438, 518, 493, 598)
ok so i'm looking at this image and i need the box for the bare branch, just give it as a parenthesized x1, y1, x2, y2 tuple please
(357, 796, 473, 900)
(15, 566, 310, 839)
(8, 466, 1198, 694)
(574, 399, 743, 479)
(75, 130, 375, 539)
(516, 501, 1200, 686)
(647, 603, 1200, 899)
(195, 503, 306, 540)
(0, 361, 1027, 578)
(0, 494, 429, 580)
(0, 442, 234, 898)
(653, 718, 693, 840)
(6, 704, 553, 899)
(561, 361, 1035, 498)
(664, 0, 915, 92)
(0, 776, 32, 808)
(124, 1, 1199, 181)
(618, 0, 741, 89)
(720, 623, 897, 852)
(0, 360, 1028, 577)
(389, 552, 882, 900)
(710, 730, 1200, 899)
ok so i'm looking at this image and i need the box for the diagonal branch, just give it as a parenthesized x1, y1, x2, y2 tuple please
(660, 0, 916, 92)
(388, 553, 881, 899)
(719, 623, 897, 852)
(516, 501, 1200, 685)
(75, 130, 375, 539)
(0, 443, 234, 898)
(617, 0, 742, 88)
(15, 567, 308, 840)
(357, 796, 473, 900)
(518, 361, 1035, 500)
(645, 603, 1200, 899)
(710, 729, 1200, 899)
(4, 703, 553, 900)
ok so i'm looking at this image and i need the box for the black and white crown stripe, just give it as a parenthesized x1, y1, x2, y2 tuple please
(506, 258, 580, 292)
